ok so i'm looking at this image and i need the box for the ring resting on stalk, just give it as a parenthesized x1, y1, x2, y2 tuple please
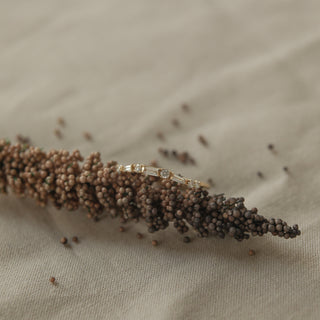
(0, 139, 301, 242)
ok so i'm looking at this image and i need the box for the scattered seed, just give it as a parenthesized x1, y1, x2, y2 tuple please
(283, 166, 289, 173)
(16, 134, 30, 144)
(158, 148, 195, 165)
(57, 117, 65, 127)
(151, 240, 158, 246)
(83, 132, 92, 141)
(150, 160, 158, 167)
(183, 236, 191, 243)
(158, 148, 169, 157)
(176, 153, 185, 164)
(198, 135, 208, 146)
(136, 233, 143, 239)
(207, 178, 214, 187)
(54, 129, 62, 139)
(49, 277, 56, 284)
(60, 237, 68, 245)
(119, 226, 125, 232)
(172, 118, 180, 127)
(156, 132, 165, 141)
(257, 171, 263, 178)
(181, 103, 190, 112)
(268, 144, 274, 150)
(72, 236, 79, 243)
(248, 249, 256, 256)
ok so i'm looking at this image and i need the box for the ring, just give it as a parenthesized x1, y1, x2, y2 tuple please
(116, 164, 210, 189)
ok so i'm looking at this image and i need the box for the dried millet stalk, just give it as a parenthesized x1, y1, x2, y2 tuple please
(0, 140, 301, 241)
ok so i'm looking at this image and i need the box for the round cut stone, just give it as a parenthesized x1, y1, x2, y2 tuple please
(134, 164, 142, 173)
(160, 169, 170, 179)
(117, 165, 124, 173)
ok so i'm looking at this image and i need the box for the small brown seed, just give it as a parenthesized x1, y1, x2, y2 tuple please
(49, 277, 55, 284)
(172, 118, 180, 127)
(60, 237, 68, 245)
(257, 171, 263, 178)
(150, 160, 158, 167)
(183, 236, 191, 243)
(136, 233, 143, 239)
(283, 166, 289, 173)
(16, 134, 30, 144)
(57, 117, 65, 127)
(54, 129, 62, 139)
(248, 249, 256, 256)
(151, 240, 158, 246)
(72, 236, 79, 243)
(268, 144, 274, 150)
(119, 226, 125, 232)
(181, 103, 190, 112)
(156, 132, 165, 141)
(158, 148, 169, 157)
(83, 132, 92, 141)
(178, 152, 188, 164)
(198, 135, 208, 146)
(207, 178, 214, 186)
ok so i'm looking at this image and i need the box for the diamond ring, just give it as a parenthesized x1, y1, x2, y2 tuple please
(116, 164, 210, 189)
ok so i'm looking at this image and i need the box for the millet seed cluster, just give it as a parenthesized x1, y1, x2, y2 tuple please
(0, 140, 300, 241)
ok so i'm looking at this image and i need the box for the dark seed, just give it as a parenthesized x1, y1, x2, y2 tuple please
(181, 103, 190, 112)
(57, 117, 65, 127)
(257, 171, 263, 178)
(54, 129, 62, 139)
(198, 135, 208, 146)
(83, 132, 92, 141)
(172, 118, 180, 127)
(156, 132, 165, 141)
(60, 237, 68, 245)
(183, 236, 191, 243)
(151, 240, 158, 246)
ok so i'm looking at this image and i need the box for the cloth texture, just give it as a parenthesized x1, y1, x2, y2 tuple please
(0, 1, 319, 319)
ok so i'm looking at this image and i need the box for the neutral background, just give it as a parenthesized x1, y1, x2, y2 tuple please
(0, 1, 319, 319)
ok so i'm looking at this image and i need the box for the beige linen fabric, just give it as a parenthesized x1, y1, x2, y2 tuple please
(0, 1, 320, 319)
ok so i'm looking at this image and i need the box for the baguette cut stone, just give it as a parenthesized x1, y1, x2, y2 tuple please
(145, 167, 159, 176)
(125, 165, 132, 172)
(171, 175, 186, 184)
